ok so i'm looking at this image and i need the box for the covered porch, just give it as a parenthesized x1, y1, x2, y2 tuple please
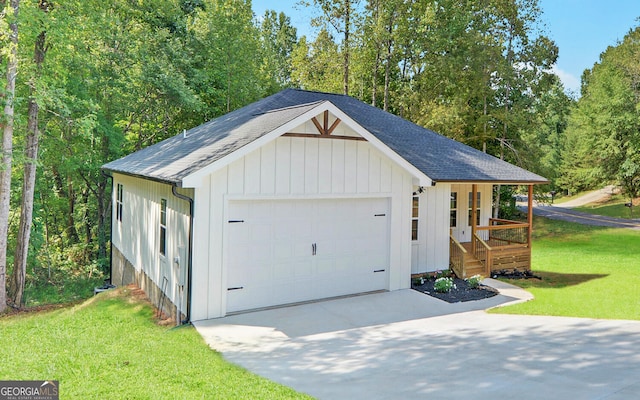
(449, 184, 534, 279)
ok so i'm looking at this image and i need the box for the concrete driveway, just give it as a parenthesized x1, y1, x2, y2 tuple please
(194, 284, 640, 399)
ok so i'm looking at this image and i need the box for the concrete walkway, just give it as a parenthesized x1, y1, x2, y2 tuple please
(194, 283, 640, 399)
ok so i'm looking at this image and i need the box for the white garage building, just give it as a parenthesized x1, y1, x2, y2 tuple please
(103, 89, 546, 322)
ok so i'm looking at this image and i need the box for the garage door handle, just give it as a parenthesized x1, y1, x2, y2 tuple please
(374, 269, 385, 273)
(228, 286, 244, 291)
(312, 243, 317, 256)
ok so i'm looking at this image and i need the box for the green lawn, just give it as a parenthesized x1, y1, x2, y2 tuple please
(493, 217, 640, 320)
(574, 193, 637, 219)
(0, 288, 311, 399)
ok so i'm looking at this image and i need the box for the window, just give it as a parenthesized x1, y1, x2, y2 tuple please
(468, 192, 481, 226)
(116, 184, 123, 222)
(411, 196, 419, 241)
(450, 192, 457, 227)
(160, 199, 167, 256)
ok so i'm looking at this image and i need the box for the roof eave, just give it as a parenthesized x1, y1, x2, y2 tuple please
(102, 167, 181, 187)
(434, 179, 550, 185)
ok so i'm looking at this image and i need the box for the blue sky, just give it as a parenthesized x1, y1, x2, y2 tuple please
(253, 0, 640, 96)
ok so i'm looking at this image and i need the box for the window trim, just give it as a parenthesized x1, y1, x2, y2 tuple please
(468, 191, 481, 226)
(116, 184, 123, 223)
(450, 192, 457, 228)
(160, 198, 167, 256)
(411, 196, 419, 241)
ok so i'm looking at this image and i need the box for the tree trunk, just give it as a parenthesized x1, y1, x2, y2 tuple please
(67, 178, 79, 243)
(494, 25, 514, 220)
(11, 1, 47, 307)
(11, 102, 38, 306)
(342, 0, 350, 95)
(372, 47, 379, 106)
(382, 12, 395, 112)
(96, 175, 108, 269)
(0, 0, 20, 312)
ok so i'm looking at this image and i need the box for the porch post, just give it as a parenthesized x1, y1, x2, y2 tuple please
(527, 184, 533, 246)
(471, 184, 477, 253)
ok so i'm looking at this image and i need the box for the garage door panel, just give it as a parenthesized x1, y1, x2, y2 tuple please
(273, 262, 295, 281)
(294, 259, 314, 277)
(226, 198, 390, 313)
(315, 258, 336, 275)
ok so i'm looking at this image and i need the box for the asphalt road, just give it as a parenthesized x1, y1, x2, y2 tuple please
(521, 204, 640, 229)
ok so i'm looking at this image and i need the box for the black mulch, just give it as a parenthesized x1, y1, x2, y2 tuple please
(412, 278, 499, 303)
(491, 269, 542, 280)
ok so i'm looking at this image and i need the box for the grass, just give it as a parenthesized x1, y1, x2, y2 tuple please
(492, 217, 640, 320)
(0, 288, 311, 399)
(574, 193, 638, 219)
(22, 271, 106, 308)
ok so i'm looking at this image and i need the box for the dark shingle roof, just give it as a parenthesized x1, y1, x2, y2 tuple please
(103, 89, 547, 185)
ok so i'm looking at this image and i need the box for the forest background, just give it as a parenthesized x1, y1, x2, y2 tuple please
(0, 0, 638, 312)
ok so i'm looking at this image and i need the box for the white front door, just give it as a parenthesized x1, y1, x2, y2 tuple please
(226, 198, 390, 313)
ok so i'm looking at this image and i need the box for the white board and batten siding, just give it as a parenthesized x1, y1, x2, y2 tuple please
(190, 133, 416, 320)
(450, 183, 493, 243)
(112, 173, 191, 314)
(410, 183, 451, 274)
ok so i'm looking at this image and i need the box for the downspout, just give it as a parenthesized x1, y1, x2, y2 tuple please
(101, 170, 114, 284)
(171, 184, 193, 325)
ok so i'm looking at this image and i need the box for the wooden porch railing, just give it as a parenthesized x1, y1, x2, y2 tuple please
(473, 233, 492, 276)
(451, 218, 533, 278)
(449, 234, 468, 279)
(476, 218, 529, 245)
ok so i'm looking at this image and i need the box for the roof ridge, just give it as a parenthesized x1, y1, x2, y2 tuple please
(288, 88, 351, 98)
(260, 100, 326, 115)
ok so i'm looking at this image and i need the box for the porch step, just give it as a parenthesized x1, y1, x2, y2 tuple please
(464, 263, 486, 278)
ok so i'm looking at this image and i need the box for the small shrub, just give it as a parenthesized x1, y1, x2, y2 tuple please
(435, 269, 452, 279)
(434, 277, 456, 293)
(412, 274, 429, 286)
(465, 274, 483, 289)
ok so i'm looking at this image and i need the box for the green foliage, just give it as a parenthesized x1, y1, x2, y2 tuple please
(559, 26, 640, 197)
(465, 274, 483, 289)
(260, 10, 298, 92)
(494, 218, 640, 320)
(291, 29, 343, 93)
(0, 289, 311, 399)
(435, 269, 452, 279)
(434, 277, 455, 293)
(4, 0, 297, 303)
(495, 185, 518, 220)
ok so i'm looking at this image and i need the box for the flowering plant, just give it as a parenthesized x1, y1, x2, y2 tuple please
(434, 277, 456, 293)
(465, 274, 483, 289)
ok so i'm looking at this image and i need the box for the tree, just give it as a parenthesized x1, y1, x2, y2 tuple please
(10, 0, 50, 306)
(560, 26, 640, 200)
(259, 10, 298, 93)
(0, 0, 20, 313)
(309, 0, 361, 95)
(290, 29, 343, 93)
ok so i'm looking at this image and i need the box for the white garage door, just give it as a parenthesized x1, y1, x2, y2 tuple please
(226, 198, 390, 313)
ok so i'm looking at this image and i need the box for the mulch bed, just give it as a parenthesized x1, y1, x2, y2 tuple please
(491, 269, 541, 280)
(412, 278, 499, 303)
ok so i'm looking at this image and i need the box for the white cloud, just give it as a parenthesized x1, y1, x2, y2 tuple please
(551, 65, 581, 96)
